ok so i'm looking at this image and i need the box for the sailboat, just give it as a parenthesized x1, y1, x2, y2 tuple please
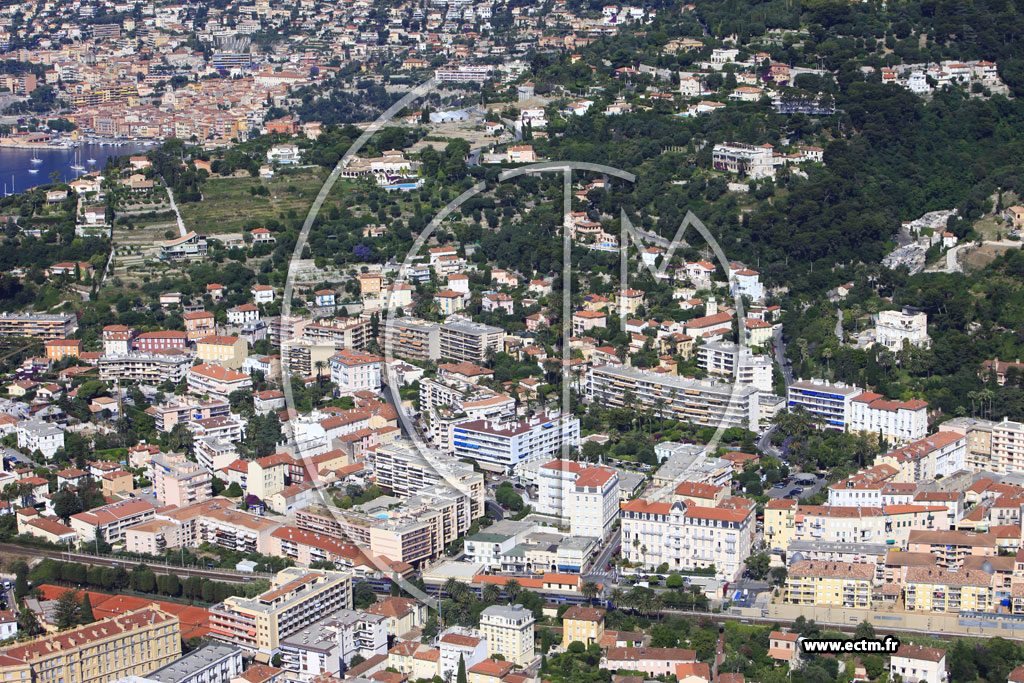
(30, 152, 42, 164)
(70, 149, 85, 172)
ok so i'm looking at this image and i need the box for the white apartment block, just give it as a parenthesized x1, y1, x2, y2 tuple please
(537, 460, 619, 541)
(328, 349, 383, 395)
(144, 642, 243, 683)
(711, 142, 777, 179)
(875, 431, 966, 482)
(367, 441, 485, 519)
(848, 392, 928, 443)
(875, 307, 931, 350)
(478, 604, 535, 666)
(452, 411, 580, 471)
(788, 378, 928, 442)
(620, 498, 754, 581)
(697, 341, 773, 393)
(588, 365, 760, 429)
(992, 418, 1024, 473)
(16, 419, 65, 459)
(420, 377, 515, 454)
(278, 609, 388, 678)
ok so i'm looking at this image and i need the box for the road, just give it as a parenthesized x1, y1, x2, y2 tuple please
(942, 237, 1022, 273)
(584, 528, 621, 588)
(0, 543, 268, 583)
(162, 182, 188, 238)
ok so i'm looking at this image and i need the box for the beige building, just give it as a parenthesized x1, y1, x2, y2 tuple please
(247, 453, 292, 501)
(196, 335, 249, 369)
(561, 605, 605, 648)
(0, 608, 180, 683)
(478, 604, 535, 666)
(209, 568, 353, 654)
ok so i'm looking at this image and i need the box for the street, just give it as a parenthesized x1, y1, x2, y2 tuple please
(584, 528, 621, 588)
(766, 472, 827, 500)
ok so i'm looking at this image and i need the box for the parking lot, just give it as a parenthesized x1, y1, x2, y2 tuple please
(766, 472, 827, 500)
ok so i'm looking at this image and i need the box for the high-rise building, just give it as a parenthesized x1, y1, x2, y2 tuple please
(209, 568, 353, 655)
(478, 604, 535, 665)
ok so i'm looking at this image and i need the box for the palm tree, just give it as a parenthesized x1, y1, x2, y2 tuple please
(314, 359, 327, 389)
(481, 583, 501, 604)
(443, 578, 469, 602)
(580, 581, 599, 604)
(653, 397, 666, 431)
(504, 578, 522, 601)
(640, 544, 648, 566)
(609, 588, 625, 610)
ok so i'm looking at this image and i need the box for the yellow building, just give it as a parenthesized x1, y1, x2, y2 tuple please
(785, 560, 873, 609)
(905, 566, 994, 613)
(616, 288, 645, 315)
(561, 605, 606, 648)
(0, 607, 181, 683)
(435, 290, 466, 316)
(764, 499, 797, 551)
(196, 335, 248, 369)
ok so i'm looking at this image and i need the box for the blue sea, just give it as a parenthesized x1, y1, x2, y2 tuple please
(0, 140, 155, 195)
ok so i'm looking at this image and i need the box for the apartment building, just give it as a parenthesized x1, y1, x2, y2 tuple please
(99, 351, 192, 384)
(711, 142, 776, 179)
(451, 411, 581, 472)
(786, 379, 863, 429)
(561, 606, 605, 648)
(147, 398, 230, 432)
(44, 338, 82, 360)
(69, 497, 156, 543)
(0, 608, 181, 683)
(875, 431, 966, 482)
(788, 378, 928, 442)
(209, 568, 353, 655)
(588, 364, 760, 429)
(905, 566, 994, 614)
(620, 498, 754, 581)
(764, 500, 950, 552)
(367, 441, 485, 518)
(383, 318, 441, 361)
(196, 336, 248, 369)
(939, 417, 993, 471)
(16, 419, 64, 459)
(875, 307, 931, 350)
(187, 364, 253, 400)
(0, 312, 78, 340)
(294, 489, 474, 566)
(420, 377, 515, 454)
(145, 643, 243, 683)
(439, 318, 504, 363)
(906, 530, 996, 569)
(784, 560, 873, 608)
(478, 604, 535, 665)
(280, 339, 336, 378)
(537, 460, 620, 540)
(329, 350, 383, 395)
(848, 392, 928, 443)
(247, 453, 292, 501)
(278, 609, 387, 678)
(696, 341, 773, 393)
(991, 418, 1024, 473)
(301, 318, 371, 350)
(151, 452, 212, 507)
